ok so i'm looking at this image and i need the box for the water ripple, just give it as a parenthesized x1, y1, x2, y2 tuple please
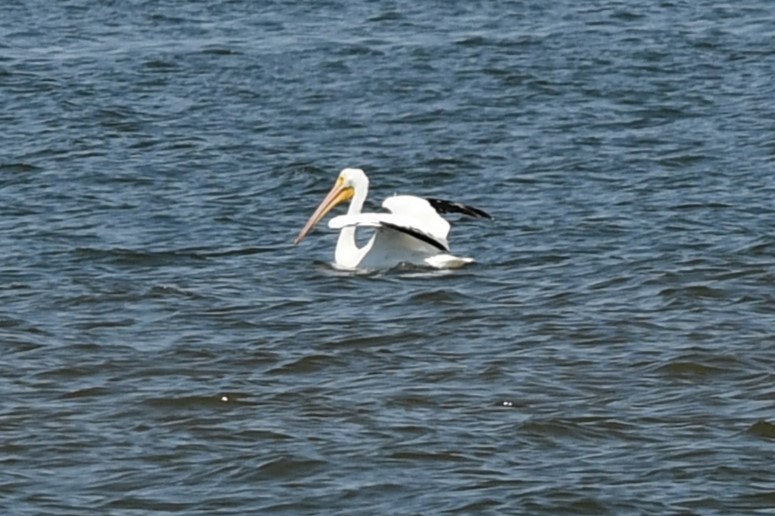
(2, 0, 774, 514)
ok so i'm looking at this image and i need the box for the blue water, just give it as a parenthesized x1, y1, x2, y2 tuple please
(2, 1, 774, 513)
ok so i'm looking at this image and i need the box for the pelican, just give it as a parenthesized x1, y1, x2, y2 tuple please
(294, 168, 492, 270)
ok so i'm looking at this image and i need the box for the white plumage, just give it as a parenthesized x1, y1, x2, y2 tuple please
(294, 168, 491, 270)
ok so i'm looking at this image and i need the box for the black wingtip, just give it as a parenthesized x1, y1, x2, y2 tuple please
(426, 198, 493, 220)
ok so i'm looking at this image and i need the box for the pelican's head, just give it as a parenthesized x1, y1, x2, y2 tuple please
(294, 168, 367, 245)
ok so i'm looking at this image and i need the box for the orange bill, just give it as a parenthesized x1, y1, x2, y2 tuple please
(294, 179, 354, 245)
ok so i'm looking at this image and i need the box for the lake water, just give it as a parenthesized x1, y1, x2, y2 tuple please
(2, 0, 774, 513)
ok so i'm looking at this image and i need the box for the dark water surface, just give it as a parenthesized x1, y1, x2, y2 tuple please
(2, 1, 774, 513)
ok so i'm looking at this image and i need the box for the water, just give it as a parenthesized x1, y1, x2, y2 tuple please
(2, 0, 774, 513)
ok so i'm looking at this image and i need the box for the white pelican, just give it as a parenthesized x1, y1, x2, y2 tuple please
(294, 168, 492, 270)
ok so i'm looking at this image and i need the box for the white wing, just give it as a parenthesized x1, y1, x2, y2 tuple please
(329, 212, 449, 253)
(326, 194, 491, 269)
(328, 195, 452, 253)
(382, 195, 452, 242)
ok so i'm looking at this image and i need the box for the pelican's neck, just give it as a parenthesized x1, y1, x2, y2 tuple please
(335, 176, 368, 267)
(348, 179, 367, 215)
